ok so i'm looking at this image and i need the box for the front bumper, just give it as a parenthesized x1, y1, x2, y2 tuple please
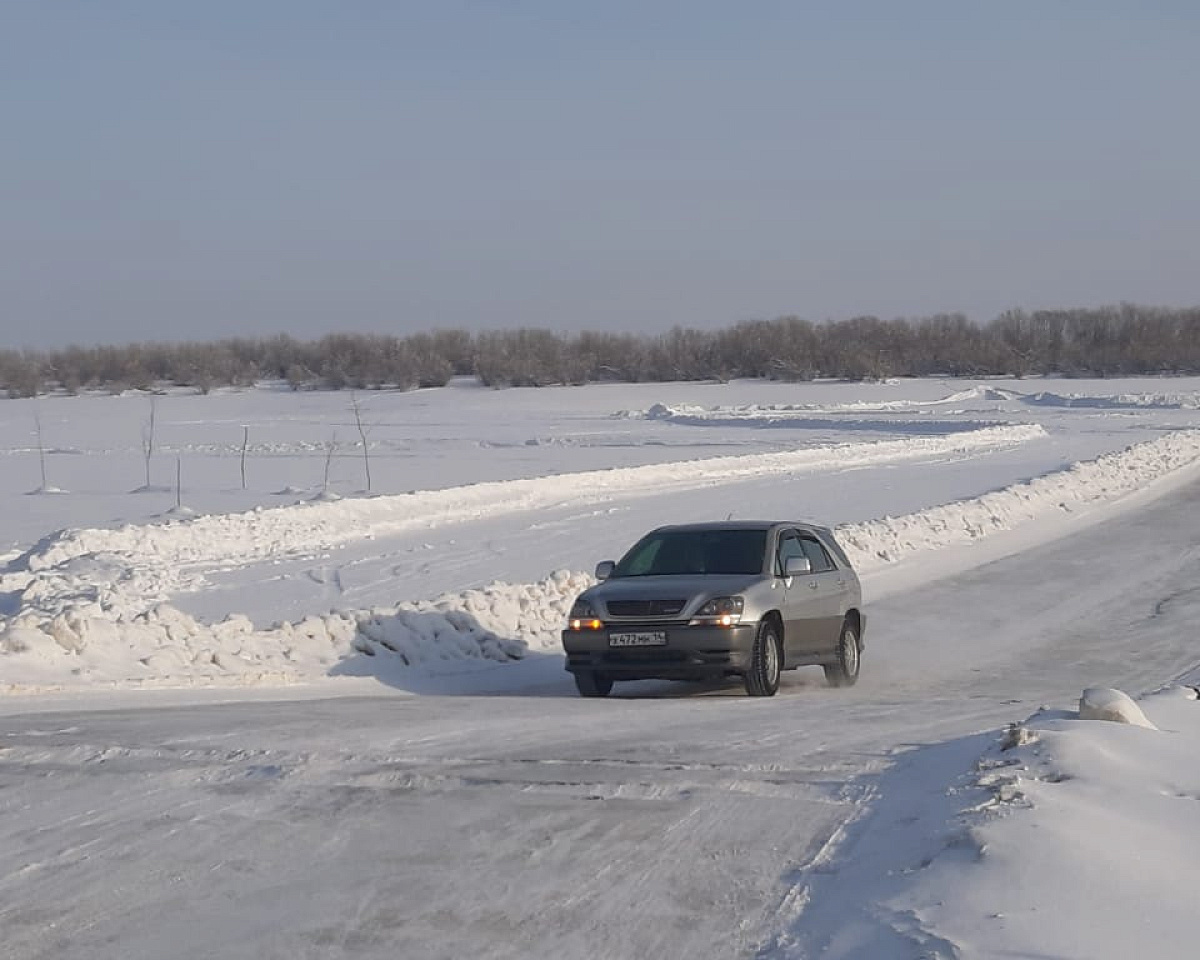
(561, 622, 758, 681)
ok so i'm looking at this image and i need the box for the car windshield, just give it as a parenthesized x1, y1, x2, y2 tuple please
(612, 529, 767, 577)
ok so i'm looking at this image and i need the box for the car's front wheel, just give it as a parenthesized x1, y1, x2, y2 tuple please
(824, 618, 860, 688)
(574, 671, 613, 698)
(744, 620, 782, 697)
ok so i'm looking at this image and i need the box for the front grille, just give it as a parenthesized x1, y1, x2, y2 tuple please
(605, 599, 686, 618)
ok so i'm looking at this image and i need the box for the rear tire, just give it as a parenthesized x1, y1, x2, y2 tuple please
(574, 671, 613, 698)
(744, 620, 782, 697)
(824, 619, 860, 688)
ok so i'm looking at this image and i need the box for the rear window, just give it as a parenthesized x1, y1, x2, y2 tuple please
(613, 529, 767, 577)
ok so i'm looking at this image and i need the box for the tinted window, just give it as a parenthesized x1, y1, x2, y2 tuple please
(776, 533, 806, 576)
(614, 529, 767, 577)
(800, 536, 834, 573)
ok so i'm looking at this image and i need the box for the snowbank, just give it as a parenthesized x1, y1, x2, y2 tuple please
(1, 571, 590, 693)
(836, 428, 1200, 569)
(2, 428, 1200, 692)
(622, 385, 1200, 422)
(772, 686, 1200, 959)
(3, 422, 1043, 618)
(1022, 390, 1200, 410)
(900, 686, 1200, 959)
(624, 386, 1019, 420)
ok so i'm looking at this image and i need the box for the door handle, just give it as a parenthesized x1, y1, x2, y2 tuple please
(808, 581, 819, 590)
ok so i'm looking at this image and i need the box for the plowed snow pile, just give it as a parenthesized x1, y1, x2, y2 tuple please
(3, 428, 1200, 692)
(787, 685, 1200, 959)
(623, 385, 1200, 422)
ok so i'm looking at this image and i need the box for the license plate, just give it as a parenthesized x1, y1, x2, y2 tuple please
(609, 631, 667, 647)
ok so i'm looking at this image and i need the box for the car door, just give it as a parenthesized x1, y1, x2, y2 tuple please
(776, 530, 825, 665)
(797, 534, 846, 654)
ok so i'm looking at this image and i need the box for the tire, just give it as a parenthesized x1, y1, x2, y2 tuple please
(574, 671, 613, 698)
(744, 620, 782, 697)
(824, 619, 861, 688)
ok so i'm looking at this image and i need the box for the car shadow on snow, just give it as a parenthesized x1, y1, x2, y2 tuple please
(605, 668, 837, 699)
(330, 657, 830, 700)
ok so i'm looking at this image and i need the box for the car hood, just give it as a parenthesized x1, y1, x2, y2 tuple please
(582, 574, 761, 604)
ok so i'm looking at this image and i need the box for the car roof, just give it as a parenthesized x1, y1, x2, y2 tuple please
(649, 521, 821, 534)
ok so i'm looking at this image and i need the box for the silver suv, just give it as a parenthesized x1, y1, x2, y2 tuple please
(562, 521, 865, 697)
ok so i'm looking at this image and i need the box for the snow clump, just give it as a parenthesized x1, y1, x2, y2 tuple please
(1078, 687, 1158, 729)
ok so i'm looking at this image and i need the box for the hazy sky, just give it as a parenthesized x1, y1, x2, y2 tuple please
(3, 1, 1198, 349)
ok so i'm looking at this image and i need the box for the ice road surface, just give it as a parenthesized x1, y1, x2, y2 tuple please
(2, 376, 1200, 959)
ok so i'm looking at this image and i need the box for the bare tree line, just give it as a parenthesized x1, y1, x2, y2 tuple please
(2, 304, 1199, 398)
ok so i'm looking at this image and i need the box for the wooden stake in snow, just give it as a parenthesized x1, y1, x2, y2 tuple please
(351, 391, 372, 493)
(323, 432, 338, 493)
(240, 425, 249, 490)
(34, 404, 48, 491)
(142, 396, 157, 489)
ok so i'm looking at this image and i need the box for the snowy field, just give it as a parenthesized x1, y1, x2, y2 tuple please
(2, 375, 1200, 958)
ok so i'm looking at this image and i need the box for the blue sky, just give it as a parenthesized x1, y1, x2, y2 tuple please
(3, 1, 1198, 348)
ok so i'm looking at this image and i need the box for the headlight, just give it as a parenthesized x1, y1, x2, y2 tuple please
(694, 596, 744, 626)
(568, 600, 603, 631)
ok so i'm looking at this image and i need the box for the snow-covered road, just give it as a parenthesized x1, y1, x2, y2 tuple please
(4, 473, 1198, 959)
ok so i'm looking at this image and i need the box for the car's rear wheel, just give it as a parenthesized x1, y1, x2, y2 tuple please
(744, 620, 782, 697)
(574, 671, 613, 698)
(824, 619, 860, 688)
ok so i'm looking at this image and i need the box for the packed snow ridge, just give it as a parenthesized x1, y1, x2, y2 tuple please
(777, 684, 1200, 959)
(900, 685, 1200, 958)
(4, 424, 1043, 617)
(623, 385, 1200, 422)
(3, 427, 1200, 692)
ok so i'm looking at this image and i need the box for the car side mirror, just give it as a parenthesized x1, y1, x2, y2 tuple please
(595, 560, 615, 581)
(784, 556, 812, 577)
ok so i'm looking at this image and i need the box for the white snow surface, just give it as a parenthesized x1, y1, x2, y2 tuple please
(942, 686, 1200, 958)
(3, 419, 1200, 692)
(3, 376, 1200, 959)
(787, 685, 1200, 959)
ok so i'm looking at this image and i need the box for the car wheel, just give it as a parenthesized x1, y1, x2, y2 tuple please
(744, 620, 782, 697)
(824, 619, 860, 688)
(574, 671, 613, 698)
